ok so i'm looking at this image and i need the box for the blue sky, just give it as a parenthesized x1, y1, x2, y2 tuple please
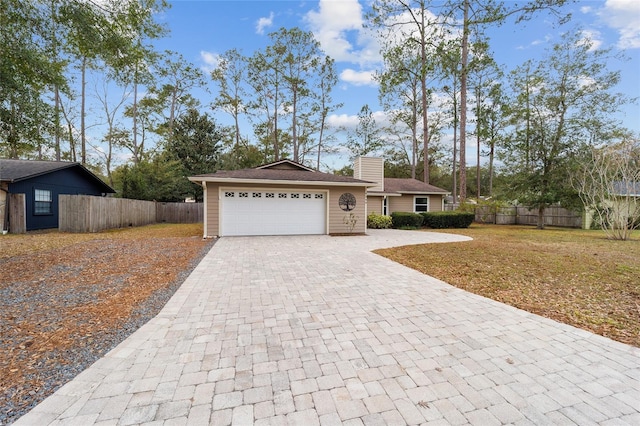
(149, 0, 640, 170)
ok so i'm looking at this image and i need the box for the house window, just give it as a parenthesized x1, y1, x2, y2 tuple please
(239, 192, 248, 198)
(266, 193, 275, 198)
(303, 193, 311, 199)
(278, 193, 287, 199)
(383, 197, 388, 216)
(291, 193, 300, 199)
(414, 196, 429, 213)
(252, 192, 262, 198)
(225, 191, 235, 197)
(315, 194, 323, 199)
(34, 189, 53, 215)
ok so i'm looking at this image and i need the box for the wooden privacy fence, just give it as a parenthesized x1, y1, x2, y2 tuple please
(445, 204, 583, 228)
(59, 195, 203, 233)
(156, 201, 203, 224)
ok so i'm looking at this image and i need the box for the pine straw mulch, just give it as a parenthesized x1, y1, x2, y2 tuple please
(0, 224, 213, 424)
(375, 224, 640, 348)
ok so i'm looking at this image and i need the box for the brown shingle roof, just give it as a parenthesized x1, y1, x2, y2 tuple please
(383, 178, 449, 194)
(191, 160, 373, 185)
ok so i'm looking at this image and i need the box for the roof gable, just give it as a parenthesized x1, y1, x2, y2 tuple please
(256, 159, 315, 172)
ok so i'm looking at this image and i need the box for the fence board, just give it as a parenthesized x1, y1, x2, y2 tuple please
(8, 193, 26, 234)
(59, 195, 203, 233)
(444, 203, 582, 228)
(156, 202, 203, 223)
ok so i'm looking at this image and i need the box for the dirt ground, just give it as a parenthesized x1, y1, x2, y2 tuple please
(0, 224, 213, 424)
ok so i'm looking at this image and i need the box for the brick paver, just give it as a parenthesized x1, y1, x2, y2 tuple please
(14, 230, 640, 425)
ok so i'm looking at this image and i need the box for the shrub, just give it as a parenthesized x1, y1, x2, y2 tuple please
(367, 212, 392, 229)
(391, 212, 423, 229)
(421, 211, 474, 229)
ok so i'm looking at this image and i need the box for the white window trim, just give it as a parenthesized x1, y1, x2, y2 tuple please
(413, 195, 429, 213)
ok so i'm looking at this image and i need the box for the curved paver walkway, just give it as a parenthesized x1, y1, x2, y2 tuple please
(15, 229, 640, 425)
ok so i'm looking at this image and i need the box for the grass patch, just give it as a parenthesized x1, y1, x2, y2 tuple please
(374, 224, 640, 347)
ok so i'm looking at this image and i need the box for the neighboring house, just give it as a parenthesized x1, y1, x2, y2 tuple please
(354, 156, 449, 216)
(582, 181, 640, 230)
(0, 159, 115, 231)
(189, 159, 374, 237)
(189, 156, 450, 238)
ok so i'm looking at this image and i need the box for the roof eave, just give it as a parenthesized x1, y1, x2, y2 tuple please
(188, 176, 376, 187)
(395, 190, 451, 195)
(366, 191, 402, 197)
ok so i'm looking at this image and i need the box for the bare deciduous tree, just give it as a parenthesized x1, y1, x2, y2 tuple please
(575, 138, 640, 241)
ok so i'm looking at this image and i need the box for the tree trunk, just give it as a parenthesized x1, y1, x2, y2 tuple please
(537, 205, 545, 229)
(54, 85, 61, 161)
(459, 0, 469, 201)
(81, 57, 87, 165)
(452, 78, 458, 203)
(476, 85, 481, 199)
(132, 78, 139, 165)
(420, 6, 429, 184)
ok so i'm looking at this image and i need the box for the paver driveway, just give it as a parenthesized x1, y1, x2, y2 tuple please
(16, 230, 640, 425)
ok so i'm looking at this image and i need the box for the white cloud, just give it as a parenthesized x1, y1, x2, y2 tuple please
(340, 69, 377, 87)
(304, 0, 381, 65)
(600, 0, 640, 49)
(256, 12, 274, 35)
(578, 29, 603, 51)
(580, 6, 592, 14)
(199, 50, 220, 73)
(327, 113, 358, 129)
(327, 109, 390, 130)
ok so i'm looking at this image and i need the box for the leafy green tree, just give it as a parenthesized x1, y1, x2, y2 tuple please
(377, 44, 424, 180)
(501, 30, 630, 228)
(368, 0, 444, 183)
(150, 51, 205, 144)
(212, 48, 249, 154)
(61, 0, 111, 165)
(0, 0, 64, 158)
(247, 27, 338, 164)
(166, 109, 222, 201)
(114, 154, 187, 202)
(345, 105, 383, 161)
(109, 0, 169, 164)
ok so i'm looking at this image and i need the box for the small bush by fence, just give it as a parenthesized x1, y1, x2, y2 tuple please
(59, 195, 203, 233)
(444, 204, 583, 228)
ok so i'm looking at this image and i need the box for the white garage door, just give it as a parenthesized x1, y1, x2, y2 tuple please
(221, 190, 326, 236)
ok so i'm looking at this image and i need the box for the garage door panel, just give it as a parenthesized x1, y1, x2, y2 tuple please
(221, 190, 326, 236)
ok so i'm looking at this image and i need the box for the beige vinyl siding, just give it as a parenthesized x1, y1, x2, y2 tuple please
(387, 194, 444, 214)
(327, 186, 367, 234)
(429, 195, 444, 212)
(205, 183, 220, 237)
(353, 157, 383, 191)
(389, 194, 414, 213)
(367, 196, 384, 216)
